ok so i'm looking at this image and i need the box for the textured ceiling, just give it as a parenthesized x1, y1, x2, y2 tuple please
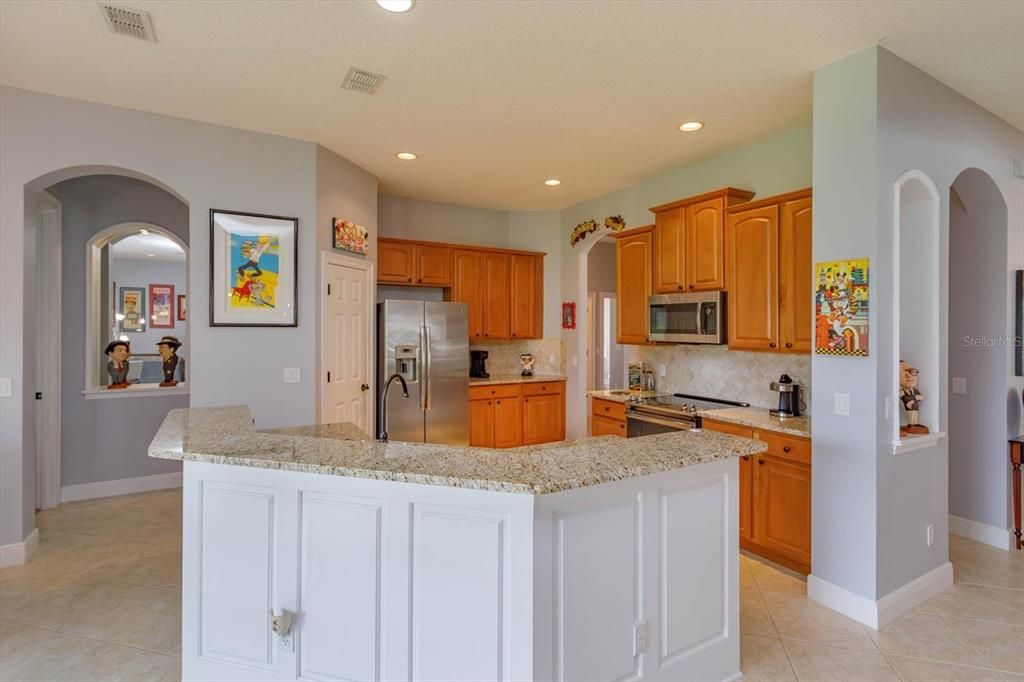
(1, 1, 1020, 210)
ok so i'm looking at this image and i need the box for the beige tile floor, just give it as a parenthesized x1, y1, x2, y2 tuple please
(1, 489, 1021, 681)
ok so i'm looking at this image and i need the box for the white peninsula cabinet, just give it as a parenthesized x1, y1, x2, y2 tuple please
(152, 408, 765, 682)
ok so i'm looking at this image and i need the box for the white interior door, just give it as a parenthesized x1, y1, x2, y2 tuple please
(322, 256, 373, 433)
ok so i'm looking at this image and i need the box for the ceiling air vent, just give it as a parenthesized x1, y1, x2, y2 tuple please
(341, 67, 385, 94)
(98, 3, 156, 42)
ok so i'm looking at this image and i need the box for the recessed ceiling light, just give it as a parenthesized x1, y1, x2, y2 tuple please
(678, 121, 705, 132)
(146, 253, 156, 257)
(396, 152, 417, 160)
(376, 0, 413, 12)
(544, 179, 561, 186)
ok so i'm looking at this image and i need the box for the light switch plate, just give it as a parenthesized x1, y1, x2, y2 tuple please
(283, 368, 301, 384)
(834, 392, 851, 417)
(0, 377, 11, 398)
(658, 364, 666, 377)
(952, 377, 967, 394)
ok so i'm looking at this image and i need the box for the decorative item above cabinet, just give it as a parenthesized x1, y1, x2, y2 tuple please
(650, 187, 755, 294)
(378, 237, 545, 341)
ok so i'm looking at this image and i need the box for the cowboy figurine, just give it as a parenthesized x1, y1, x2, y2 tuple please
(899, 360, 928, 435)
(105, 340, 131, 389)
(157, 335, 182, 387)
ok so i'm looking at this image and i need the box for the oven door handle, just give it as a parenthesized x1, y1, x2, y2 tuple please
(627, 411, 694, 430)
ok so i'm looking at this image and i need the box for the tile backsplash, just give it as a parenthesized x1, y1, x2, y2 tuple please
(637, 345, 811, 413)
(471, 338, 566, 376)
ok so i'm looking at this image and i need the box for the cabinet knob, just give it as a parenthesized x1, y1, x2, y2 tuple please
(783, 446, 791, 453)
(769, 343, 777, 348)
(758, 458, 766, 465)
(541, 386, 547, 391)
(496, 400, 501, 405)
(417, 277, 422, 283)
(678, 285, 684, 290)
(742, 455, 750, 461)
(487, 401, 492, 405)
(512, 333, 517, 337)
(604, 406, 610, 411)
(407, 277, 412, 282)
(525, 398, 529, 403)
(689, 284, 695, 290)
(491, 389, 496, 394)
(785, 342, 793, 348)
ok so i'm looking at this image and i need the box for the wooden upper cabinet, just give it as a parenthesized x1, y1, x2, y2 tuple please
(482, 252, 511, 339)
(686, 197, 727, 291)
(510, 254, 542, 339)
(653, 208, 686, 293)
(378, 240, 416, 284)
(615, 226, 654, 345)
(727, 205, 779, 351)
(415, 244, 453, 286)
(779, 195, 813, 352)
(452, 249, 484, 339)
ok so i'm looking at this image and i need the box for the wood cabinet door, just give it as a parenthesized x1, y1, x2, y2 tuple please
(653, 208, 686, 293)
(415, 244, 453, 286)
(452, 249, 484, 339)
(616, 229, 653, 345)
(482, 253, 511, 339)
(752, 455, 811, 568)
(779, 196, 813, 353)
(726, 206, 779, 351)
(510, 254, 540, 339)
(522, 392, 562, 444)
(469, 399, 494, 448)
(492, 396, 522, 448)
(591, 415, 626, 437)
(686, 197, 726, 291)
(378, 241, 416, 284)
(739, 454, 753, 543)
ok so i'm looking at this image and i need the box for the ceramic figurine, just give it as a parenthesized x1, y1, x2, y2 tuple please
(105, 340, 131, 389)
(899, 360, 929, 435)
(520, 353, 534, 377)
(157, 335, 182, 387)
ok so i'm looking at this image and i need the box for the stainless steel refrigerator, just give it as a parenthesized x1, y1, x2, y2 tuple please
(376, 300, 469, 444)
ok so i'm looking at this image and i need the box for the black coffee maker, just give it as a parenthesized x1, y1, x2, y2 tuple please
(770, 374, 804, 418)
(470, 350, 489, 378)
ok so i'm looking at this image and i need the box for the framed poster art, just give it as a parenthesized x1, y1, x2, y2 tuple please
(332, 218, 369, 255)
(177, 294, 187, 321)
(814, 258, 870, 357)
(149, 284, 174, 329)
(210, 209, 298, 327)
(119, 287, 146, 333)
(561, 301, 576, 330)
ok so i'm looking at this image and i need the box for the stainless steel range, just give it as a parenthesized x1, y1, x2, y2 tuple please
(626, 393, 749, 437)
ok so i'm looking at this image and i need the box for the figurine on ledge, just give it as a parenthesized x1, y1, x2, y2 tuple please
(105, 340, 131, 389)
(899, 360, 929, 436)
(157, 335, 182, 387)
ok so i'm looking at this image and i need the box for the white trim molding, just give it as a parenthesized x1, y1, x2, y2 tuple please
(949, 514, 1014, 551)
(82, 383, 189, 400)
(61, 471, 182, 503)
(808, 562, 953, 630)
(0, 528, 39, 567)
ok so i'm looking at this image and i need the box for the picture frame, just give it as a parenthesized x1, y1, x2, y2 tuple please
(149, 283, 175, 329)
(561, 301, 576, 330)
(119, 286, 146, 333)
(210, 209, 298, 327)
(332, 217, 369, 255)
(177, 294, 187, 321)
(1015, 270, 1022, 377)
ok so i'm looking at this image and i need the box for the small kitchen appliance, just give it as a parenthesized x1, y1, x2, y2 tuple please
(470, 350, 489, 379)
(769, 374, 804, 418)
(648, 291, 726, 344)
(520, 353, 534, 377)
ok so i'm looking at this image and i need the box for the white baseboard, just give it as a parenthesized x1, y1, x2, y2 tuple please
(0, 528, 39, 567)
(949, 514, 1014, 551)
(61, 471, 182, 503)
(808, 562, 953, 630)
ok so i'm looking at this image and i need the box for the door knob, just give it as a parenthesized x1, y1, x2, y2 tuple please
(360, 384, 370, 392)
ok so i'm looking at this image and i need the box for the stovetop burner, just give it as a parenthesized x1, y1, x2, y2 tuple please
(628, 393, 750, 418)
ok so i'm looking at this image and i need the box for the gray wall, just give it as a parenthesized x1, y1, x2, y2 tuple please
(587, 241, 617, 293)
(48, 175, 189, 487)
(378, 195, 510, 248)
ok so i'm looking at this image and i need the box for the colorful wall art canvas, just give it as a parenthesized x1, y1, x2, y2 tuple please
(814, 258, 870, 357)
(210, 209, 297, 327)
(149, 284, 174, 329)
(119, 287, 146, 333)
(332, 218, 369, 255)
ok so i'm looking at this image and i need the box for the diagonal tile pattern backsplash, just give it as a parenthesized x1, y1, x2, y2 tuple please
(471, 338, 567, 376)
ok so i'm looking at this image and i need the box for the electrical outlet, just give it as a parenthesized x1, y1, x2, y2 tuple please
(548, 354, 556, 365)
(632, 621, 649, 656)
(658, 364, 666, 377)
(884, 397, 893, 420)
(283, 368, 301, 384)
(571, 355, 578, 367)
(952, 377, 967, 395)
(834, 393, 850, 417)
(926, 524, 935, 547)
(0, 377, 11, 398)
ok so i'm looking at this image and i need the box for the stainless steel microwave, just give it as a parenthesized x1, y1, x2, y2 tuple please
(648, 291, 726, 344)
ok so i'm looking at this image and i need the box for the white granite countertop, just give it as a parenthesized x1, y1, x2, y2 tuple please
(150, 406, 766, 495)
(470, 374, 567, 387)
(588, 389, 669, 404)
(697, 407, 811, 439)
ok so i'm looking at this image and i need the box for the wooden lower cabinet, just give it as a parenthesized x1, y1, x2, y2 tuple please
(470, 381, 564, 448)
(590, 397, 627, 437)
(703, 418, 811, 573)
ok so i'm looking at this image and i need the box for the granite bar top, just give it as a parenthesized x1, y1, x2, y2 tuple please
(588, 389, 669, 404)
(150, 406, 766, 495)
(697, 407, 811, 439)
(470, 374, 567, 386)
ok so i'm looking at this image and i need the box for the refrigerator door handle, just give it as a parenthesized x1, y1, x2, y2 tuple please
(421, 324, 431, 410)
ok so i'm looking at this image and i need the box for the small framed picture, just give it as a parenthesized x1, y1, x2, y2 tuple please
(119, 287, 146, 333)
(332, 218, 369, 255)
(149, 284, 174, 329)
(210, 209, 298, 327)
(562, 301, 576, 330)
(177, 294, 187, 321)
(1015, 270, 1022, 376)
